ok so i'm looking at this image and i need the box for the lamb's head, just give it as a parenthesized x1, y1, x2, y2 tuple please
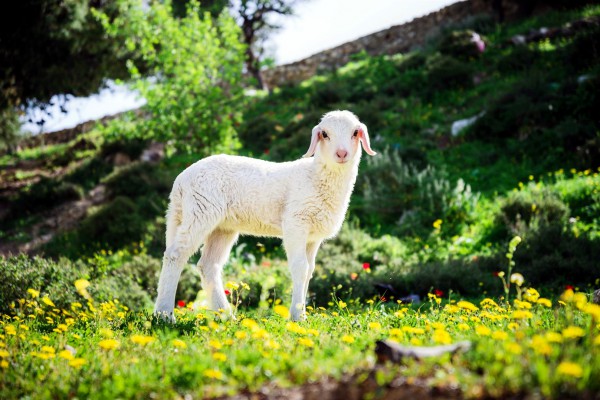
(303, 110, 377, 165)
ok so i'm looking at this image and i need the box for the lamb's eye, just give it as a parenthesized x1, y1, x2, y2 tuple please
(321, 131, 329, 139)
(353, 130, 359, 137)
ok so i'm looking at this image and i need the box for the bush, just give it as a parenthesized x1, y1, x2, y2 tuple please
(0, 254, 157, 314)
(355, 148, 478, 237)
(424, 53, 474, 93)
(497, 187, 570, 239)
(103, 162, 172, 199)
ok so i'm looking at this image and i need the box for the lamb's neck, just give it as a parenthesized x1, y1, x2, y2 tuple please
(313, 157, 360, 206)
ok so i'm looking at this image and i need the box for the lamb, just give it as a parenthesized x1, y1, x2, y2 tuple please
(154, 110, 377, 321)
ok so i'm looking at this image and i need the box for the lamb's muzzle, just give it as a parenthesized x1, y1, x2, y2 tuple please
(154, 110, 377, 322)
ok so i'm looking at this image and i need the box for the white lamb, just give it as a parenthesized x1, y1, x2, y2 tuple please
(154, 110, 377, 321)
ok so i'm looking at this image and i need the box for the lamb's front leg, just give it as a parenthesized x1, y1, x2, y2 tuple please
(283, 229, 310, 321)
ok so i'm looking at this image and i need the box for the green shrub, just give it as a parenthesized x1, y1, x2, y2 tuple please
(425, 53, 474, 93)
(0, 254, 157, 314)
(497, 187, 570, 238)
(64, 156, 113, 191)
(355, 148, 478, 237)
(103, 162, 172, 198)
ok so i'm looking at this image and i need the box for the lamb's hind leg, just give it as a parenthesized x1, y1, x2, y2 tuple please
(197, 229, 239, 318)
(154, 220, 218, 322)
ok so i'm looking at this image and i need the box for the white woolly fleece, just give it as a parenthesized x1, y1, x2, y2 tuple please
(154, 110, 377, 321)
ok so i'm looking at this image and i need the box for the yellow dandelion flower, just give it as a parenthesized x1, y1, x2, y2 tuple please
(338, 301, 347, 309)
(241, 318, 259, 331)
(514, 299, 532, 309)
(536, 298, 552, 308)
(0, 350, 9, 358)
(98, 339, 119, 350)
(27, 288, 40, 298)
(402, 326, 425, 335)
(235, 331, 248, 340)
(557, 361, 583, 378)
(172, 339, 187, 349)
(203, 369, 223, 379)
(475, 325, 491, 336)
(341, 335, 355, 344)
(546, 332, 563, 343)
(131, 335, 155, 346)
(298, 338, 314, 347)
(480, 298, 499, 309)
(492, 331, 508, 341)
(530, 335, 552, 355)
(264, 339, 281, 349)
(506, 342, 522, 355)
(41, 297, 56, 307)
(512, 310, 533, 319)
(58, 350, 74, 360)
(208, 339, 222, 350)
(389, 328, 403, 337)
(458, 323, 470, 331)
(523, 288, 540, 303)
(593, 336, 600, 346)
(286, 322, 307, 335)
(307, 329, 320, 337)
(368, 322, 382, 331)
(4, 326, 16, 336)
(273, 305, 290, 318)
(457, 301, 479, 312)
(432, 329, 452, 344)
(432, 219, 442, 229)
(212, 352, 227, 362)
(0, 360, 8, 369)
(74, 279, 92, 300)
(252, 328, 269, 339)
(562, 326, 585, 339)
(582, 303, 600, 320)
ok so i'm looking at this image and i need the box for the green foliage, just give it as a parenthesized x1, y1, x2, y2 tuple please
(95, 0, 246, 155)
(438, 30, 486, 60)
(0, 0, 134, 115)
(0, 108, 23, 152)
(424, 53, 474, 93)
(356, 148, 478, 238)
(0, 253, 156, 314)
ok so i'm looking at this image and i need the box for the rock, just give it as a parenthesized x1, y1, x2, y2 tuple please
(375, 339, 472, 364)
(112, 152, 131, 166)
(140, 142, 165, 163)
(593, 289, 600, 305)
(451, 112, 484, 136)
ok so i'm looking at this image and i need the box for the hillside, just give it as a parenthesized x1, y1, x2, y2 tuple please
(1, 3, 600, 399)
(1, 4, 599, 300)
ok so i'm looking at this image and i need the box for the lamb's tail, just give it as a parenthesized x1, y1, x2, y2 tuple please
(165, 183, 183, 249)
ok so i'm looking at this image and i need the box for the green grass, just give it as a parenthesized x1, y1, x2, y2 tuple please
(0, 283, 598, 399)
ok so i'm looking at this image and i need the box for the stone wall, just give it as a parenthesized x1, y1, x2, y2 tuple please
(262, 0, 504, 88)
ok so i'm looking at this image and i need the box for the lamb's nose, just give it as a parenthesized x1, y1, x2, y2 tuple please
(336, 149, 348, 159)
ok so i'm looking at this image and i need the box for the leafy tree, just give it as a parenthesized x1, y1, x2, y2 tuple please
(95, 0, 246, 155)
(237, 0, 303, 90)
(0, 0, 134, 114)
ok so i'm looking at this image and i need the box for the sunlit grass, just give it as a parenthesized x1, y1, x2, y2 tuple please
(1, 277, 598, 399)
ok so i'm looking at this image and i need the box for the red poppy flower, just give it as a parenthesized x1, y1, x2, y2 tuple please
(224, 289, 231, 296)
(434, 289, 444, 297)
(493, 271, 499, 277)
(362, 262, 371, 270)
(177, 300, 186, 308)
(565, 285, 574, 291)
(380, 296, 387, 302)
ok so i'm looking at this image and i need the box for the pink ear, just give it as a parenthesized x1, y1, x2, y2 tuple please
(303, 125, 320, 158)
(359, 123, 377, 156)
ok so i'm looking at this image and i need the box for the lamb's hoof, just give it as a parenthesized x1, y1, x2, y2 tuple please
(154, 310, 176, 323)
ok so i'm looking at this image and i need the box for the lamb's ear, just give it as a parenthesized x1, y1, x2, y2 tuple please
(303, 125, 320, 158)
(359, 123, 377, 156)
